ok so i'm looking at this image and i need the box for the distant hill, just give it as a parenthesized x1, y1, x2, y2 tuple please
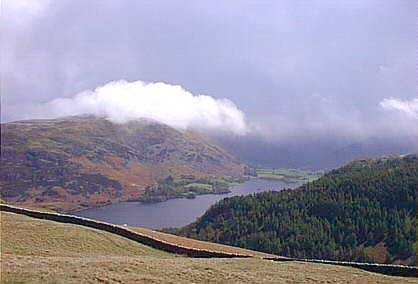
(0, 116, 245, 212)
(214, 134, 418, 170)
(171, 154, 418, 265)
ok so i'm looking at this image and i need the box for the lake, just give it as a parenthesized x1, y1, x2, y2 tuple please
(74, 178, 300, 229)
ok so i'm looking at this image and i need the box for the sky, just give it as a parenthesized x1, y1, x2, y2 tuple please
(1, 0, 417, 139)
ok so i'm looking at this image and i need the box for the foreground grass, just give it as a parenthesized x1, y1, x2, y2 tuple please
(6, 256, 418, 284)
(0, 212, 167, 258)
(1, 212, 416, 283)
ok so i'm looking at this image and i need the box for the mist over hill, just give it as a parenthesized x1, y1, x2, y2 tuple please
(213, 134, 418, 170)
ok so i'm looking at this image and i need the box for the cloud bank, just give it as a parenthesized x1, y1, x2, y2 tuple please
(2, 1, 416, 140)
(380, 97, 418, 119)
(24, 80, 248, 135)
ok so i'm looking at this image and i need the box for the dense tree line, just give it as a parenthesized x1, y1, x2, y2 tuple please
(169, 155, 417, 264)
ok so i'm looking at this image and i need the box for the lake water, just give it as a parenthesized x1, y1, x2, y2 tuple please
(74, 178, 300, 229)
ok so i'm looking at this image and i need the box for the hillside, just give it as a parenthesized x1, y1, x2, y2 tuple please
(171, 154, 418, 265)
(1, 212, 415, 283)
(0, 116, 245, 212)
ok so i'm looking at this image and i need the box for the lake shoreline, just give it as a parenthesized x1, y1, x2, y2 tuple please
(66, 177, 249, 214)
(73, 179, 300, 230)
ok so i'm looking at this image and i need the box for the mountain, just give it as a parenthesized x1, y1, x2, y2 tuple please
(214, 134, 418, 170)
(170, 154, 418, 265)
(0, 116, 245, 212)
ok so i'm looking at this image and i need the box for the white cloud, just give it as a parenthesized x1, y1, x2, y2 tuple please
(28, 80, 248, 135)
(380, 97, 418, 119)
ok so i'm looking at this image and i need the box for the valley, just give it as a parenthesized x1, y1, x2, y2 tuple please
(0, 116, 416, 282)
(2, 2, 416, 282)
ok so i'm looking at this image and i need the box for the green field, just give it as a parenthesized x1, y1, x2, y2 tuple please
(256, 168, 322, 183)
(140, 176, 243, 202)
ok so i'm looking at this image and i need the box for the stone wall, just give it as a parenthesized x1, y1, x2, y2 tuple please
(296, 258, 416, 278)
(0, 204, 250, 258)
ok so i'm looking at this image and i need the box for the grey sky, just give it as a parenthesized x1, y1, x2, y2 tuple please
(1, 0, 417, 139)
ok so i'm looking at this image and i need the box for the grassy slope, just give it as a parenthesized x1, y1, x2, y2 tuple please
(1, 212, 416, 283)
(0, 212, 167, 258)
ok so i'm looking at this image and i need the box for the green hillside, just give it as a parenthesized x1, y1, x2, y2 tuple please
(171, 154, 418, 265)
